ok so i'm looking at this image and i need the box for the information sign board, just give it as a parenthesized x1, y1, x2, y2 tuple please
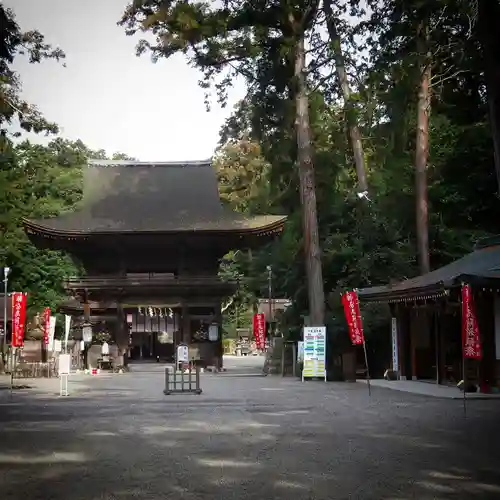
(177, 344, 189, 363)
(59, 353, 71, 375)
(302, 326, 326, 381)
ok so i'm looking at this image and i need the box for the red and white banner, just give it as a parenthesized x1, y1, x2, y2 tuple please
(253, 313, 266, 350)
(341, 290, 365, 345)
(11, 292, 27, 348)
(461, 284, 482, 359)
(43, 307, 51, 346)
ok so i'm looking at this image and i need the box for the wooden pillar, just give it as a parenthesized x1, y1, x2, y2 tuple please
(215, 301, 223, 370)
(115, 302, 128, 367)
(434, 308, 440, 384)
(410, 308, 418, 380)
(181, 303, 190, 344)
(394, 304, 404, 378)
(476, 290, 495, 390)
(439, 306, 447, 383)
(398, 306, 406, 379)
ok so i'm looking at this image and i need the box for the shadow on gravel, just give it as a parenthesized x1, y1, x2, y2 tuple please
(1, 379, 500, 499)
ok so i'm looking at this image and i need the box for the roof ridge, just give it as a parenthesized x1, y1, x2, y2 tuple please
(88, 159, 212, 167)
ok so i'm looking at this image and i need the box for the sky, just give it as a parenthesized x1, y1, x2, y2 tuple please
(8, 0, 246, 161)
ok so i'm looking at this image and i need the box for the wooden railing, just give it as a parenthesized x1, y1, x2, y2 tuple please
(66, 275, 237, 289)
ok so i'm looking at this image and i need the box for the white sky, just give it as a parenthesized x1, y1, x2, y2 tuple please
(8, 0, 246, 161)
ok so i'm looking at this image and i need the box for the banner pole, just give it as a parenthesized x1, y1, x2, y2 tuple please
(10, 347, 16, 396)
(462, 355, 467, 418)
(362, 340, 371, 396)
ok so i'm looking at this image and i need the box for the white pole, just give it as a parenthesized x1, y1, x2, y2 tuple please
(2, 267, 10, 369)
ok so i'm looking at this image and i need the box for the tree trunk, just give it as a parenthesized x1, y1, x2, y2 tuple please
(294, 35, 325, 326)
(323, 0, 368, 193)
(477, 0, 500, 193)
(415, 21, 431, 275)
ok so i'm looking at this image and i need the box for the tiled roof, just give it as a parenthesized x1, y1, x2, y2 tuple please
(358, 242, 500, 302)
(23, 160, 286, 235)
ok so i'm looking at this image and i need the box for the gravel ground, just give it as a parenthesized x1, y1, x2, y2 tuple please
(1, 356, 500, 500)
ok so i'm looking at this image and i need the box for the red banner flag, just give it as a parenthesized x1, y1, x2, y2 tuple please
(11, 292, 27, 348)
(253, 313, 266, 350)
(43, 307, 51, 346)
(461, 284, 482, 359)
(342, 290, 365, 345)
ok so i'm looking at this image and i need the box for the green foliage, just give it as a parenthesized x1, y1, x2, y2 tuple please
(199, 0, 499, 346)
(0, 5, 65, 137)
(0, 139, 86, 314)
(213, 139, 271, 214)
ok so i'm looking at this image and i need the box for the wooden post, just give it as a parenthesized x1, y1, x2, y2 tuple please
(281, 342, 286, 377)
(434, 309, 440, 385)
(410, 310, 418, 380)
(181, 303, 190, 345)
(463, 355, 467, 418)
(215, 302, 223, 371)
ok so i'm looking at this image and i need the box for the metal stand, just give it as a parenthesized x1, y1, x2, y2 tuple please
(59, 374, 69, 397)
(10, 347, 17, 397)
(164, 365, 202, 395)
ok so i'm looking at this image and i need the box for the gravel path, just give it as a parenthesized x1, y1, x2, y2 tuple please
(1, 357, 499, 500)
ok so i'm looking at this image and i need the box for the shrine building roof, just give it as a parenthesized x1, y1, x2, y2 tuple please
(22, 160, 286, 238)
(357, 237, 500, 303)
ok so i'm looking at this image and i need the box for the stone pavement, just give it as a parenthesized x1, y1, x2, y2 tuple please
(1, 356, 500, 499)
(358, 378, 500, 399)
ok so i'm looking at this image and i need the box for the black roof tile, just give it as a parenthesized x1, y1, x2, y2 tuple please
(358, 242, 500, 302)
(24, 160, 286, 234)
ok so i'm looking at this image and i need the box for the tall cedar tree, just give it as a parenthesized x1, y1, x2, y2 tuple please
(120, 0, 326, 325)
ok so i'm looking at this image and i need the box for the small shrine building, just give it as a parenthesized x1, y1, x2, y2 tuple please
(358, 237, 500, 390)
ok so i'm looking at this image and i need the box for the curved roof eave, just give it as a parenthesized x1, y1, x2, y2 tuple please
(22, 215, 288, 239)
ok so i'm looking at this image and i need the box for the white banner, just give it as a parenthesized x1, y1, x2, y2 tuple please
(48, 316, 56, 351)
(64, 315, 71, 349)
(297, 341, 304, 362)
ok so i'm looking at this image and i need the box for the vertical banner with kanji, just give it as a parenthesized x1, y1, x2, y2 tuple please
(43, 307, 51, 346)
(461, 284, 482, 359)
(253, 313, 266, 350)
(11, 292, 27, 347)
(341, 291, 365, 345)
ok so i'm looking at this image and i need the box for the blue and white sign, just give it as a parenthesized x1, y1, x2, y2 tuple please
(177, 344, 189, 363)
(302, 326, 326, 381)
